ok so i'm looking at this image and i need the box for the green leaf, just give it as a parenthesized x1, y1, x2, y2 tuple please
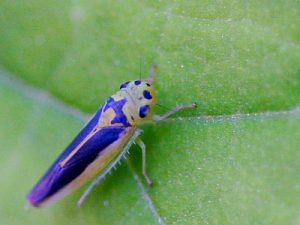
(0, 1, 299, 225)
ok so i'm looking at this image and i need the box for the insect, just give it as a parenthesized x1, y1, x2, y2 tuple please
(27, 65, 196, 207)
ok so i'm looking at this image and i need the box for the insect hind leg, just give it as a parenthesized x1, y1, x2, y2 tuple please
(77, 129, 143, 207)
(136, 137, 153, 186)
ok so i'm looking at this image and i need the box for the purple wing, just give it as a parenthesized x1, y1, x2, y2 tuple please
(27, 97, 131, 207)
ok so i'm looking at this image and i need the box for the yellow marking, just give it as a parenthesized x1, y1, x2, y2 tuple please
(98, 107, 116, 127)
(59, 128, 99, 167)
(111, 94, 124, 101)
(59, 106, 127, 168)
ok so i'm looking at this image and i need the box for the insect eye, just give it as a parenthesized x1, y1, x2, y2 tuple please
(143, 90, 152, 100)
(120, 81, 130, 89)
(139, 105, 150, 118)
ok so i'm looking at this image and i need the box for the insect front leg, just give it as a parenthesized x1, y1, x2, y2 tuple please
(153, 103, 197, 121)
(136, 137, 153, 186)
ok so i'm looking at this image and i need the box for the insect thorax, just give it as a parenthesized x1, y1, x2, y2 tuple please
(116, 79, 157, 125)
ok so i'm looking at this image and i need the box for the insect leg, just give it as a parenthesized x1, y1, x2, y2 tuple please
(153, 103, 197, 121)
(136, 137, 153, 186)
(77, 129, 143, 207)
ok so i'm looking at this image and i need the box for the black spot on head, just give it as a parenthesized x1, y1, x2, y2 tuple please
(134, 80, 141, 85)
(120, 81, 130, 89)
(146, 83, 151, 87)
(131, 115, 134, 121)
(143, 90, 152, 100)
(139, 105, 149, 118)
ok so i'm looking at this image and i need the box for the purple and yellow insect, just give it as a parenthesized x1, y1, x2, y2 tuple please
(27, 65, 196, 207)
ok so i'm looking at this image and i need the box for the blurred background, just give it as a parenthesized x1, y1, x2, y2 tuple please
(0, 1, 299, 225)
